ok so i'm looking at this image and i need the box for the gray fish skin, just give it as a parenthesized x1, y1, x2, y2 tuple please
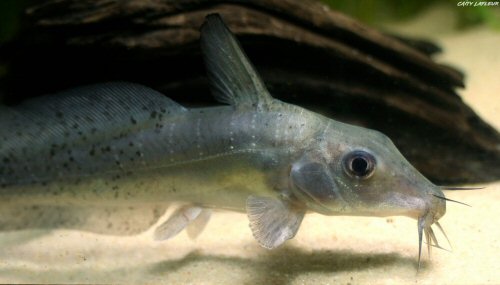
(1, 94, 324, 210)
(0, 14, 447, 262)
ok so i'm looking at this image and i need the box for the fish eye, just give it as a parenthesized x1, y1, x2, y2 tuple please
(342, 150, 376, 179)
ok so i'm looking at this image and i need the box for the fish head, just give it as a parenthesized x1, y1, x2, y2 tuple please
(289, 121, 446, 224)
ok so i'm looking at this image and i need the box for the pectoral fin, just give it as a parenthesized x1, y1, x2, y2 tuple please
(246, 195, 305, 249)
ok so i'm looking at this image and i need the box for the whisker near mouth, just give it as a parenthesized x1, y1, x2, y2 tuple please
(424, 228, 432, 259)
(417, 219, 453, 270)
(432, 194, 471, 207)
(417, 216, 425, 271)
(426, 242, 452, 252)
(435, 221, 453, 250)
(440, 186, 485, 190)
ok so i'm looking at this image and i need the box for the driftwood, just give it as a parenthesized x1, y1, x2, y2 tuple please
(0, 0, 498, 183)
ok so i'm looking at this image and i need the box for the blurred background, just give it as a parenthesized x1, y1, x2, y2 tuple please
(1, 0, 499, 45)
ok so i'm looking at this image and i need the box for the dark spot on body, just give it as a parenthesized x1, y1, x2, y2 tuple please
(56, 112, 63, 118)
(150, 111, 157, 119)
(130, 117, 137, 125)
(118, 132, 127, 139)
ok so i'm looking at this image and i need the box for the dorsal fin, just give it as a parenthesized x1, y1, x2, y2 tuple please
(200, 14, 273, 110)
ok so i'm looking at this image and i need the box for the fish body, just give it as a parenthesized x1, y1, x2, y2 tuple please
(0, 14, 447, 264)
(1, 95, 323, 210)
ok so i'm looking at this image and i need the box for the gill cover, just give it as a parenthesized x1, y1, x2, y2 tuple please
(290, 153, 344, 215)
